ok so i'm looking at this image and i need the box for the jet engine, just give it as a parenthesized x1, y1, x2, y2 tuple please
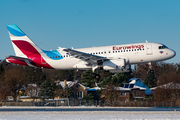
(109, 65, 131, 73)
(103, 59, 126, 70)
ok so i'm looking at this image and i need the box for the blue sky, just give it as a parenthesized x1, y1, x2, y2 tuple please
(0, 0, 179, 63)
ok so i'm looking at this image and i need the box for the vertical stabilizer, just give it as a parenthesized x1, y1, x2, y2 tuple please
(7, 25, 42, 58)
(6, 24, 54, 69)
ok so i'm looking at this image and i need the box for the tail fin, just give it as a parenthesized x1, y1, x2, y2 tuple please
(7, 24, 42, 58)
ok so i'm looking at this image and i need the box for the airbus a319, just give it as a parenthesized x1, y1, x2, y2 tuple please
(6, 25, 176, 79)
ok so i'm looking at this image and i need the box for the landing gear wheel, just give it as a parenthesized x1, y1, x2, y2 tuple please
(91, 73, 101, 80)
(95, 74, 101, 80)
(91, 73, 96, 78)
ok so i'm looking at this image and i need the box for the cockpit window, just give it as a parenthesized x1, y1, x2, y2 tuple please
(159, 45, 168, 49)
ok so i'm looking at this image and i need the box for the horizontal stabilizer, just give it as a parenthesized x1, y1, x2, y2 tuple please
(6, 55, 36, 66)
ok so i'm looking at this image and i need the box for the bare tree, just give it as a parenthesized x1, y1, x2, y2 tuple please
(101, 83, 120, 106)
(154, 72, 180, 102)
(4, 66, 26, 101)
(0, 86, 11, 101)
(27, 84, 40, 102)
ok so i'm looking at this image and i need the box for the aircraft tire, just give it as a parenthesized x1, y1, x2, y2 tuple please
(95, 74, 101, 80)
(91, 73, 96, 78)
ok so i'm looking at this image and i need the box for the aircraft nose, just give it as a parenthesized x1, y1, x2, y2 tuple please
(169, 49, 176, 58)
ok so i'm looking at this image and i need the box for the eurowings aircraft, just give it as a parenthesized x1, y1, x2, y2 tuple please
(6, 24, 176, 79)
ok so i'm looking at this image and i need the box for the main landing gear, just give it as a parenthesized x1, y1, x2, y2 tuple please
(91, 65, 101, 80)
(91, 73, 101, 80)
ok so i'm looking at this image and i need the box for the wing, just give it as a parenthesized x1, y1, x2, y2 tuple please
(63, 48, 108, 65)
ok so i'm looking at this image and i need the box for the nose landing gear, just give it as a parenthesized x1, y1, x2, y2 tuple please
(148, 62, 154, 74)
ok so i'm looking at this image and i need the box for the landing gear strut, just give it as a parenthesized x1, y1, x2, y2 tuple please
(91, 65, 101, 80)
(148, 62, 154, 74)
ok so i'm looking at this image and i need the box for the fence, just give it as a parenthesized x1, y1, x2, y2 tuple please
(0, 100, 180, 107)
(113, 101, 180, 107)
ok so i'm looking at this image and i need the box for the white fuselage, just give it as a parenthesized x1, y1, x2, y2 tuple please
(44, 42, 176, 70)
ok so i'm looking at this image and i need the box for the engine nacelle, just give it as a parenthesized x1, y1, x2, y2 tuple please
(103, 59, 126, 70)
(109, 65, 131, 73)
(73, 62, 91, 70)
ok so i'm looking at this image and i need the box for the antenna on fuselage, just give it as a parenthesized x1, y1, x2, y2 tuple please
(145, 40, 148, 43)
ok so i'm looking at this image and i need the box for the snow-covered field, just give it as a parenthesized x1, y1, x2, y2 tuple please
(0, 111, 180, 120)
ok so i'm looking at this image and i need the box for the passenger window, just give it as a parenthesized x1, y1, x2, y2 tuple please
(104, 52, 106, 54)
(101, 52, 103, 54)
(109, 51, 111, 53)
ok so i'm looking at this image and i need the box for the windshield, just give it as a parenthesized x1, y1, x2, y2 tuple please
(159, 45, 168, 49)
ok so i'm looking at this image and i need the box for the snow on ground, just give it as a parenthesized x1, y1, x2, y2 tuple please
(0, 111, 180, 120)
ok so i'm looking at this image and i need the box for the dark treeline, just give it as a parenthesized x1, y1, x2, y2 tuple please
(0, 61, 180, 103)
(0, 62, 75, 101)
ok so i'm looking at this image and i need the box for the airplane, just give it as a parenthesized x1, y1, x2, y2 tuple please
(5, 24, 176, 79)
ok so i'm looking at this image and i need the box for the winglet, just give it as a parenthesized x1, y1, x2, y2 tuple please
(58, 46, 66, 51)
